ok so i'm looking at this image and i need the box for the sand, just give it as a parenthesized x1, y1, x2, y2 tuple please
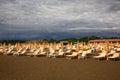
(0, 55, 120, 80)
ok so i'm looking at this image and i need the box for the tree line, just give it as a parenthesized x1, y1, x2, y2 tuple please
(0, 36, 120, 45)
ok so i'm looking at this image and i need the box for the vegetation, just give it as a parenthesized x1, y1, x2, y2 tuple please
(59, 36, 101, 43)
(0, 40, 26, 45)
(0, 36, 120, 44)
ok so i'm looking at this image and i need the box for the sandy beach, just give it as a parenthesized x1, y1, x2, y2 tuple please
(0, 55, 120, 80)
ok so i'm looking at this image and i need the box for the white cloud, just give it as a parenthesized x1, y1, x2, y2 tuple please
(68, 27, 120, 31)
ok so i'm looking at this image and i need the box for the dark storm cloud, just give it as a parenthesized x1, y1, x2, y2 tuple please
(0, 0, 120, 39)
(0, 0, 16, 4)
(109, 3, 120, 12)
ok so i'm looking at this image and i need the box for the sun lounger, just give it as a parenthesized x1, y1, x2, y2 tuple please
(66, 52, 79, 59)
(93, 51, 107, 60)
(108, 53, 120, 61)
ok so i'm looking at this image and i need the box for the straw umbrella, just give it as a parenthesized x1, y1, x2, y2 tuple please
(76, 41, 80, 51)
(60, 41, 64, 49)
(2, 43, 7, 50)
(104, 41, 109, 52)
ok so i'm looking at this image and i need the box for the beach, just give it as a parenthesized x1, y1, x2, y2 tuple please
(0, 55, 120, 80)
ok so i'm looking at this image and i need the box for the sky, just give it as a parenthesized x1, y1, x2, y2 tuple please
(0, 0, 120, 40)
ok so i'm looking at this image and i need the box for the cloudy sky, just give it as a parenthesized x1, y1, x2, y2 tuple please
(0, 0, 120, 40)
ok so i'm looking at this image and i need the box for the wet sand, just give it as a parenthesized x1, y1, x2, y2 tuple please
(0, 55, 120, 80)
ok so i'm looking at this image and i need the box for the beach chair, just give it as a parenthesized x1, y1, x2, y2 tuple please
(47, 48, 56, 58)
(3, 48, 13, 55)
(57, 52, 65, 57)
(66, 52, 79, 59)
(19, 49, 27, 56)
(108, 53, 120, 61)
(86, 49, 92, 54)
(77, 50, 83, 54)
(38, 51, 46, 56)
(116, 48, 120, 52)
(26, 48, 35, 56)
(0, 48, 3, 55)
(93, 51, 107, 60)
(78, 51, 87, 59)
(32, 49, 40, 56)
(65, 49, 72, 54)
(13, 48, 23, 56)
(54, 49, 65, 58)
(35, 47, 47, 56)
(107, 50, 116, 56)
